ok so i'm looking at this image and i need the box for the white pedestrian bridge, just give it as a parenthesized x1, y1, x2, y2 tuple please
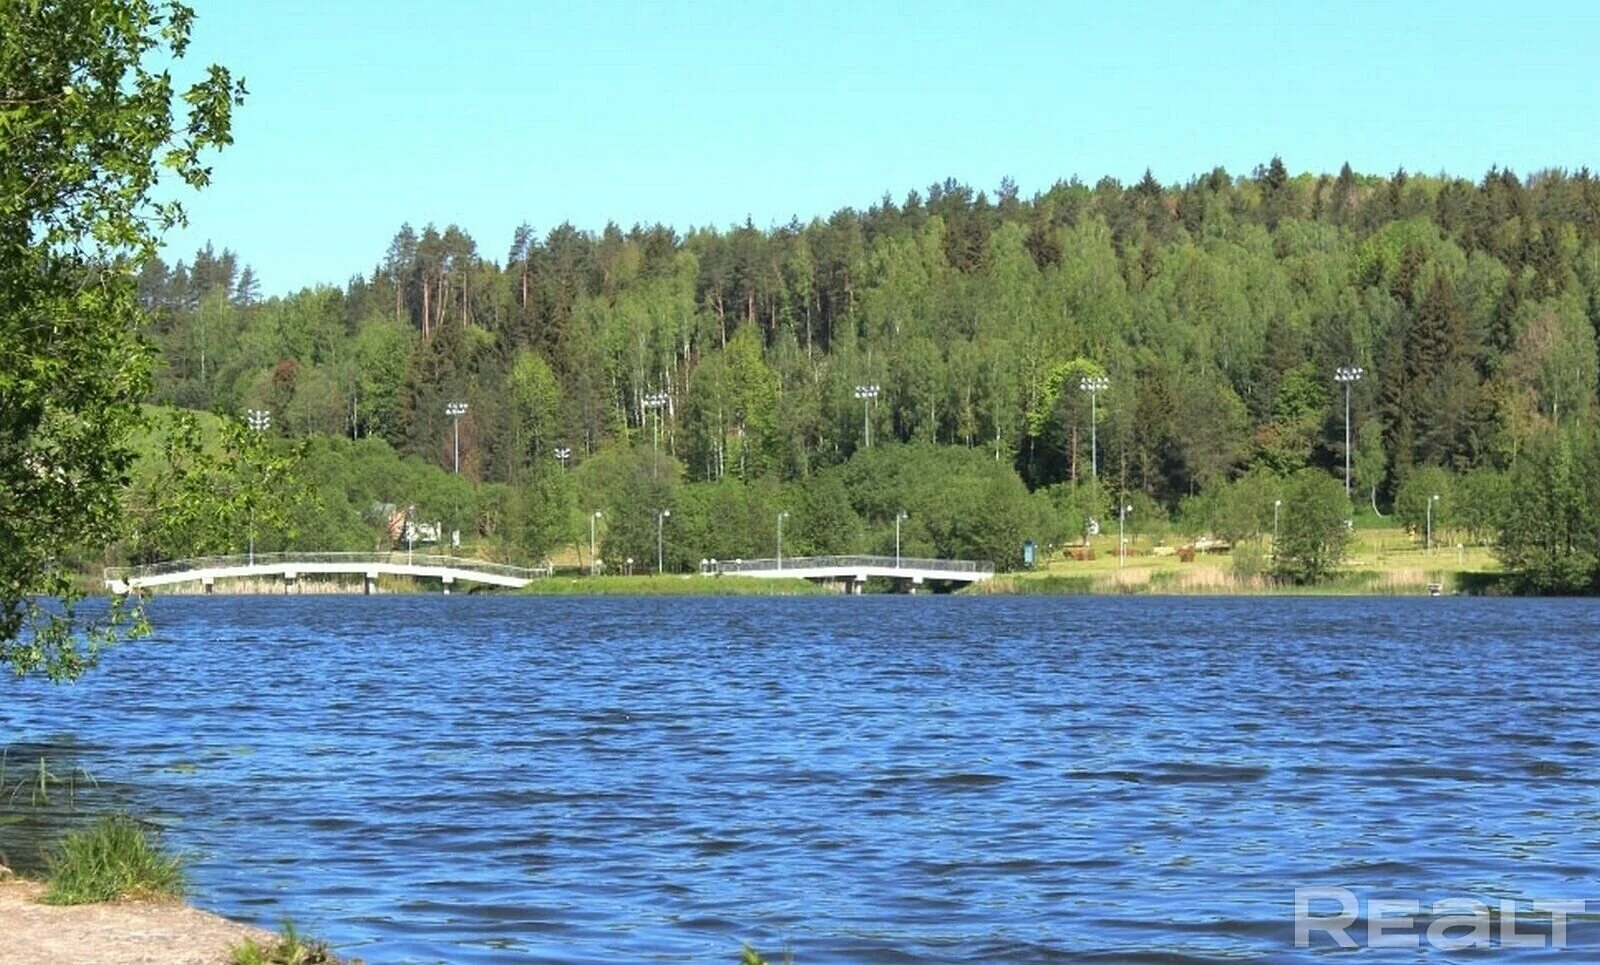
(104, 552, 552, 595)
(709, 555, 994, 588)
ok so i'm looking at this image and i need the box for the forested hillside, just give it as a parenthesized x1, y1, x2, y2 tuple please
(131, 161, 1600, 588)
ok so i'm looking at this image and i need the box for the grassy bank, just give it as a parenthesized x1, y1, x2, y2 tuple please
(981, 566, 1502, 596)
(975, 526, 1507, 596)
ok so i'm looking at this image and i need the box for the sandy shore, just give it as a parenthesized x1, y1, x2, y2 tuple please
(0, 878, 274, 965)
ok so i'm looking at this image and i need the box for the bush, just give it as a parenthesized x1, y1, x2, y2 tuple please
(1231, 539, 1266, 581)
(42, 813, 184, 904)
(1272, 471, 1353, 585)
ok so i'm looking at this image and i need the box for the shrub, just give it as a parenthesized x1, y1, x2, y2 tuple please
(1272, 470, 1353, 585)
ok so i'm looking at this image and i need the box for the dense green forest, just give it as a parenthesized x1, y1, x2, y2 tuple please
(128, 161, 1600, 590)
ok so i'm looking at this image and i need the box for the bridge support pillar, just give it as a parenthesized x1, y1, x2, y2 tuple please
(284, 570, 297, 594)
(365, 572, 378, 595)
(911, 575, 924, 596)
(202, 577, 214, 595)
(442, 575, 454, 595)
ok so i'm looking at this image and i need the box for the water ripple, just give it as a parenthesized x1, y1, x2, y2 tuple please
(5, 595, 1600, 961)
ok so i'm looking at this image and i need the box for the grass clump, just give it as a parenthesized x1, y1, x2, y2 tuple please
(232, 920, 356, 964)
(41, 812, 184, 904)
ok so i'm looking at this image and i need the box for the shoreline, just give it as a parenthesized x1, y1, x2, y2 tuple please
(125, 581, 1503, 599)
(114, 570, 1507, 598)
(0, 878, 274, 965)
(978, 565, 1500, 596)
(96, 552, 1512, 598)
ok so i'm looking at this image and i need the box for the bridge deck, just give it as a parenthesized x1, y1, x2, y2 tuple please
(105, 553, 550, 593)
(709, 555, 993, 583)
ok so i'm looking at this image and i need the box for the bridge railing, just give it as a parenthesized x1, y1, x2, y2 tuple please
(710, 555, 993, 576)
(105, 552, 553, 584)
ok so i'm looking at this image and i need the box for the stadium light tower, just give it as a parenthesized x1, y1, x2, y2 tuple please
(854, 384, 880, 448)
(1334, 366, 1364, 497)
(445, 401, 469, 474)
(1079, 375, 1110, 478)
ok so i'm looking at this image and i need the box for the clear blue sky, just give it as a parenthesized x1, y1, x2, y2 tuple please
(163, 0, 1600, 295)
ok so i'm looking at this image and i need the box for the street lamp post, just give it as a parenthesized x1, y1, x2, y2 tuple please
(555, 446, 571, 470)
(590, 510, 602, 575)
(1079, 375, 1110, 479)
(1119, 503, 1132, 568)
(1272, 499, 1282, 560)
(895, 510, 907, 568)
(445, 401, 469, 474)
(656, 509, 671, 574)
(777, 511, 789, 571)
(643, 392, 669, 477)
(1334, 366, 1363, 497)
(854, 384, 880, 448)
(245, 409, 270, 564)
(1427, 493, 1439, 554)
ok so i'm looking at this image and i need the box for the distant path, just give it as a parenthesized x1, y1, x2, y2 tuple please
(104, 552, 551, 594)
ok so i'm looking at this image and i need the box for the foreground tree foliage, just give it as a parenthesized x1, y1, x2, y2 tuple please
(124, 412, 311, 563)
(0, 0, 243, 678)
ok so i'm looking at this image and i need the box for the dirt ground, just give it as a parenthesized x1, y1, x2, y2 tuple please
(0, 878, 274, 965)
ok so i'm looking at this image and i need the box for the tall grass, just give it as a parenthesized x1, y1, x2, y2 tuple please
(41, 813, 184, 904)
(231, 920, 355, 964)
(1, 751, 97, 809)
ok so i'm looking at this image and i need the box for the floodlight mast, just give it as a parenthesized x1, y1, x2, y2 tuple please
(445, 401, 469, 474)
(854, 384, 880, 448)
(1334, 366, 1364, 497)
(1079, 376, 1110, 478)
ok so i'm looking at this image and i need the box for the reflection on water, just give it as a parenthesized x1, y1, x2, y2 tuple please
(5, 595, 1600, 962)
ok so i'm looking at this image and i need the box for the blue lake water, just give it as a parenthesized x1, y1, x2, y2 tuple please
(5, 595, 1600, 962)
